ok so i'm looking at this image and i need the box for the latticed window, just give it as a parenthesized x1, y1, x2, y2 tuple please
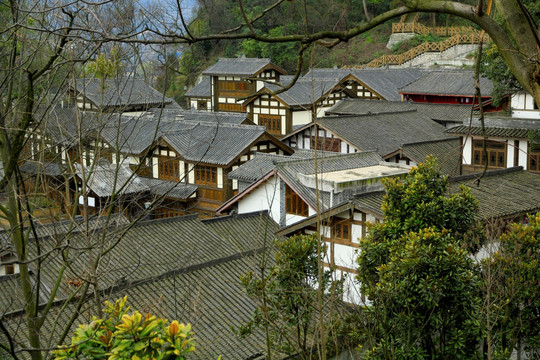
(472, 139, 506, 168)
(310, 136, 341, 152)
(258, 114, 281, 135)
(285, 185, 309, 216)
(158, 156, 179, 181)
(333, 220, 351, 242)
(195, 165, 217, 186)
(218, 81, 250, 91)
(217, 103, 246, 112)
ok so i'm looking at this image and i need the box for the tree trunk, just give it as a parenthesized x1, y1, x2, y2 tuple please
(6, 176, 43, 360)
(362, 0, 371, 21)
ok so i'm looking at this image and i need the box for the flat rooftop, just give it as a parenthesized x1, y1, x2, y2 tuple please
(298, 164, 411, 193)
(310, 164, 410, 183)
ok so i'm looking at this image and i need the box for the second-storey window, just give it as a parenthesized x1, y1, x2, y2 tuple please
(195, 165, 217, 186)
(258, 114, 281, 135)
(472, 139, 506, 168)
(333, 220, 351, 242)
(285, 185, 309, 216)
(310, 136, 341, 152)
(158, 156, 179, 181)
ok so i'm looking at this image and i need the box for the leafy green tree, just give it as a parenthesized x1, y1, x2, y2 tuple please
(485, 213, 540, 359)
(358, 157, 480, 294)
(54, 297, 196, 360)
(239, 233, 335, 359)
(357, 158, 483, 359)
(86, 48, 124, 79)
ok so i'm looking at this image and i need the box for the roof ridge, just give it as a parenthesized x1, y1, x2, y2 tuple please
(217, 57, 271, 61)
(164, 120, 264, 131)
(449, 166, 524, 182)
(202, 210, 269, 223)
(322, 109, 418, 118)
(401, 137, 458, 147)
(131, 213, 201, 227)
(275, 150, 379, 167)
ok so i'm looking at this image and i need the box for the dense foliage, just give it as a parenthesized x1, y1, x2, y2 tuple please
(357, 158, 483, 359)
(239, 233, 335, 359)
(54, 297, 196, 360)
(485, 213, 540, 358)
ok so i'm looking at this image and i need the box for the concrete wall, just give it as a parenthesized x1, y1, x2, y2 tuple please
(389, 44, 476, 68)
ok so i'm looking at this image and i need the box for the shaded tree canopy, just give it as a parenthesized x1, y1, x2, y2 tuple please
(357, 158, 482, 359)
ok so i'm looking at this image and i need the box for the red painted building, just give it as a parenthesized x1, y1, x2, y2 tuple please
(399, 70, 507, 112)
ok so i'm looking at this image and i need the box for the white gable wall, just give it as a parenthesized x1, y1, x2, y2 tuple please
(237, 175, 281, 224)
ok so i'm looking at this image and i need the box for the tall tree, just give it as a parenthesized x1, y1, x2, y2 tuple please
(357, 158, 483, 359)
(239, 233, 337, 359)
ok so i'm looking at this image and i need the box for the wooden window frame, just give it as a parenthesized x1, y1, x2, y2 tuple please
(217, 103, 246, 112)
(528, 148, 540, 173)
(285, 185, 309, 216)
(195, 165, 217, 186)
(472, 139, 506, 168)
(258, 114, 281, 135)
(158, 155, 180, 181)
(332, 219, 352, 243)
(310, 136, 341, 152)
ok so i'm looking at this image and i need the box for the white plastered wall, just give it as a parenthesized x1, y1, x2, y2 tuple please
(237, 175, 281, 224)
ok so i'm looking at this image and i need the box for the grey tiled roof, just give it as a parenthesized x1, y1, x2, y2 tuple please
(203, 57, 284, 77)
(1, 212, 279, 360)
(400, 138, 462, 176)
(252, 68, 425, 106)
(326, 98, 474, 122)
(75, 161, 149, 198)
(20, 161, 64, 177)
(73, 78, 173, 108)
(228, 153, 297, 182)
(100, 116, 188, 155)
(348, 68, 426, 101)
(98, 110, 254, 156)
(228, 150, 342, 182)
(445, 116, 540, 138)
(181, 110, 251, 124)
(316, 110, 450, 157)
(351, 191, 385, 216)
(264, 78, 344, 107)
(399, 70, 494, 96)
(185, 76, 211, 97)
(304, 68, 426, 101)
(163, 123, 269, 166)
(147, 108, 251, 125)
(449, 168, 540, 220)
(141, 177, 197, 199)
(35, 105, 110, 146)
(0, 214, 130, 313)
(446, 125, 532, 138)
